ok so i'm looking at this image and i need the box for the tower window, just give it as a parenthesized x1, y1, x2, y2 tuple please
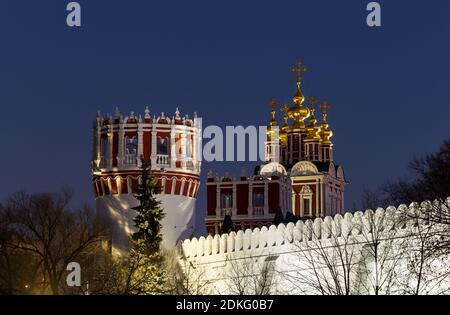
(157, 137, 169, 155)
(124, 137, 138, 165)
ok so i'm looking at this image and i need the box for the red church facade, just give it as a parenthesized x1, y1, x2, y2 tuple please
(204, 60, 347, 234)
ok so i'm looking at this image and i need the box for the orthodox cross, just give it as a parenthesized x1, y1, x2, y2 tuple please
(281, 104, 289, 124)
(307, 96, 318, 114)
(268, 97, 277, 120)
(291, 60, 308, 83)
(320, 100, 331, 122)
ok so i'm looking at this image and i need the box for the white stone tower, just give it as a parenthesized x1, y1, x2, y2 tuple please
(92, 107, 202, 255)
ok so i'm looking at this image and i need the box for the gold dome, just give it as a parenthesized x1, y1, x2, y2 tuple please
(305, 97, 321, 141)
(280, 104, 289, 145)
(288, 87, 310, 129)
(288, 60, 310, 129)
(318, 101, 333, 144)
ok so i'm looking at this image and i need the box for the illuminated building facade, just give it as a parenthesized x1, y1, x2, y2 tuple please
(205, 61, 346, 234)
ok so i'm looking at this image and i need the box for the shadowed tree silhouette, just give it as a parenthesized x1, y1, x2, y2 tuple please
(221, 215, 235, 234)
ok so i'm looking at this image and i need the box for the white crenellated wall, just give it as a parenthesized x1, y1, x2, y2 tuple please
(179, 198, 450, 295)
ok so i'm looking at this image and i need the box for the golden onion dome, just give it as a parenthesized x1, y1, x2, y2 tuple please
(319, 124, 333, 144)
(288, 60, 310, 129)
(305, 97, 321, 141)
(306, 116, 321, 142)
(288, 98, 310, 129)
(279, 104, 289, 145)
(318, 101, 333, 145)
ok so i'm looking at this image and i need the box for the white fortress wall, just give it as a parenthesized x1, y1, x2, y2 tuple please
(179, 198, 450, 294)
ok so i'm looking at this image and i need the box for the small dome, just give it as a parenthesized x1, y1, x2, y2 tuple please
(260, 162, 287, 176)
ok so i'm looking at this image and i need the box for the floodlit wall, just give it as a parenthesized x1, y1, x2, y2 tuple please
(180, 198, 450, 295)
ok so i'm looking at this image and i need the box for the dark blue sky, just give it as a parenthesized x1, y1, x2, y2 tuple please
(1, 1, 449, 228)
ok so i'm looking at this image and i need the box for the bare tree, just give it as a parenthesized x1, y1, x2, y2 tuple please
(89, 239, 167, 295)
(354, 209, 407, 295)
(285, 220, 359, 295)
(164, 250, 212, 295)
(395, 203, 450, 295)
(0, 189, 105, 294)
(382, 140, 450, 233)
(358, 189, 383, 212)
(224, 253, 277, 295)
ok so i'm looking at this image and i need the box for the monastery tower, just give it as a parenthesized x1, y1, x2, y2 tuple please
(92, 107, 202, 255)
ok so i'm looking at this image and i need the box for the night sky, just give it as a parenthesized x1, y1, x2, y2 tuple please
(1, 1, 449, 232)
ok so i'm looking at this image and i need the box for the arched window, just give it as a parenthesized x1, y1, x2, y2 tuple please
(124, 137, 138, 165)
(157, 137, 169, 155)
(300, 185, 313, 217)
(220, 192, 233, 216)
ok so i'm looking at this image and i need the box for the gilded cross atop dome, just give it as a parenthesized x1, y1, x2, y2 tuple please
(319, 100, 333, 144)
(306, 96, 321, 141)
(320, 100, 331, 123)
(307, 96, 318, 113)
(279, 103, 290, 145)
(291, 60, 308, 83)
(268, 97, 278, 127)
(281, 104, 289, 125)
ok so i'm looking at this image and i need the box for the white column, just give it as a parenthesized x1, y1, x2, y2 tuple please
(180, 132, 187, 168)
(271, 127, 280, 163)
(192, 132, 196, 164)
(316, 180, 320, 217)
(137, 124, 144, 167)
(118, 123, 125, 167)
(107, 126, 113, 168)
(180, 179, 186, 196)
(264, 180, 269, 217)
(151, 129, 157, 166)
(186, 180, 192, 197)
(232, 183, 237, 216)
(170, 127, 176, 168)
(95, 125, 101, 167)
(116, 178, 121, 196)
(320, 179, 325, 216)
(291, 191, 296, 216)
(161, 177, 166, 195)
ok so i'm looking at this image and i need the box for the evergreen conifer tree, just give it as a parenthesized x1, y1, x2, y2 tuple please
(273, 207, 285, 225)
(132, 158, 165, 252)
(128, 158, 167, 294)
(221, 215, 235, 234)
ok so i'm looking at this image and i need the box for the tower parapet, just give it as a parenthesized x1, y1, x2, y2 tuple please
(92, 106, 202, 255)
